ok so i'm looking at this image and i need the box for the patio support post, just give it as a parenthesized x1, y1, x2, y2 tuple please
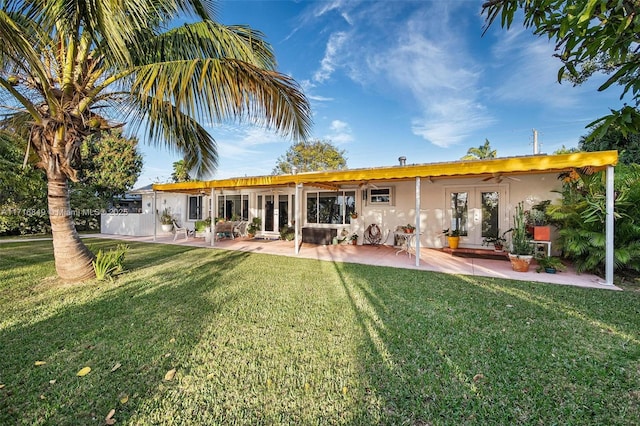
(210, 188, 216, 247)
(152, 191, 157, 242)
(295, 183, 302, 254)
(605, 165, 614, 285)
(415, 177, 421, 266)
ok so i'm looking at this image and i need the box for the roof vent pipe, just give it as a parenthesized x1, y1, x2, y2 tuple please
(398, 156, 406, 166)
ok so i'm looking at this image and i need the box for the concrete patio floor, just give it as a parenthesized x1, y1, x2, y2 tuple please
(91, 233, 620, 291)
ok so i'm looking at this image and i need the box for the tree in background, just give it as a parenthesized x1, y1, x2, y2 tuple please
(482, 1, 640, 139)
(71, 130, 143, 231)
(1, 130, 143, 234)
(273, 140, 347, 174)
(460, 139, 497, 160)
(579, 124, 640, 165)
(0, 1, 311, 281)
(171, 159, 192, 183)
(0, 131, 48, 235)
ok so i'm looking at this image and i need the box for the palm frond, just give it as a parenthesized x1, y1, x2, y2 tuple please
(137, 21, 275, 68)
(121, 95, 218, 178)
(131, 58, 311, 142)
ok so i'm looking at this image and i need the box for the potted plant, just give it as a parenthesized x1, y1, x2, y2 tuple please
(350, 233, 358, 245)
(442, 228, 460, 249)
(160, 208, 173, 232)
(402, 223, 416, 234)
(527, 200, 551, 241)
(350, 211, 358, 219)
(246, 217, 262, 238)
(535, 255, 566, 274)
(482, 229, 511, 252)
(509, 202, 534, 272)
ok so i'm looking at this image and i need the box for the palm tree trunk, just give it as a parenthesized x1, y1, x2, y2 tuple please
(47, 172, 95, 281)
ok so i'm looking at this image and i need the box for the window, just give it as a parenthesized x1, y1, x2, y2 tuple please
(449, 191, 468, 236)
(216, 194, 248, 220)
(188, 196, 203, 220)
(368, 187, 393, 205)
(306, 191, 356, 225)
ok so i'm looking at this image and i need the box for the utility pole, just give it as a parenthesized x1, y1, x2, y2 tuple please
(532, 128, 539, 154)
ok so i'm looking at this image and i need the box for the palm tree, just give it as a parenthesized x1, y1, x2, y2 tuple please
(171, 159, 192, 183)
(461, 139, 497, 160)
(0, 1, 311, 282)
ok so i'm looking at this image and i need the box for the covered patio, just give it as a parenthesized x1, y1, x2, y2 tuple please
(92, 233, 619, 291)
(147, 150, 619, 286)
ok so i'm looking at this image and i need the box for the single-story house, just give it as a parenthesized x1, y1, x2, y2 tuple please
(101, 150, 618, 284)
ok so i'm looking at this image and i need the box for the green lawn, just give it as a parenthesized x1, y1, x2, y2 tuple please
(1, 239, 639, 425)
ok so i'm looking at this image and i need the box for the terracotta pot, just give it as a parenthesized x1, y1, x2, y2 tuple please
(533, 226, 551, 241)
(448, 236, 460, 249)
(509, 254, 533, 272)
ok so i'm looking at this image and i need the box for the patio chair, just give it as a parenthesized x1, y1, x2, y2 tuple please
(172, 220, 190, 241)
(234, 221, 248, 238)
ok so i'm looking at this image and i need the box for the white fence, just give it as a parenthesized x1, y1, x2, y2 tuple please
(101, 213, 155, 236)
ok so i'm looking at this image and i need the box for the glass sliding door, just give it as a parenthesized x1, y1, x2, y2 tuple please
(448, 191, 469, 236)
(279, 195, 289, 230)
(264, 195, 274, 232)
(446, 187, 505, 247)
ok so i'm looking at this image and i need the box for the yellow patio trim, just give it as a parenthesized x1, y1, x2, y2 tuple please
(152, 151, 618, 193)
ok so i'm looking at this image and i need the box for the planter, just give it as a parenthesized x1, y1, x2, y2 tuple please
(494, 244, 504, 252)
(533, 226, 551, 241)
(447, 236, 460, 249)
(508, 254, 533, 272)
(545, 267, 557, 274)
(351, 239, 357, 245)
(161, 224, 173, 232)
(404, 229, 414, 234)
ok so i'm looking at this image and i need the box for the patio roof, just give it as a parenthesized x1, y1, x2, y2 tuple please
(152, 150, 618, 194)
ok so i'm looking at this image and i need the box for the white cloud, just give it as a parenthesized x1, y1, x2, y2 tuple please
(302, 2, 495, 148)
(313, 31, 349, 83)
(326, 119, 354, 143)
(489, 29, 580, 108)
(370, 11, 494, 147)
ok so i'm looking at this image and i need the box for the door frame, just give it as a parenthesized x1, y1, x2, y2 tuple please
(444, 184, 509, 247)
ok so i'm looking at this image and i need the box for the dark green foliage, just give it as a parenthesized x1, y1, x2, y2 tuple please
(579, 124, 640, 165)
(548, 165, 640, 275)
(0, 132, 49, 235)
(279, 226, 295, 241)
(71, 130, 143, 231)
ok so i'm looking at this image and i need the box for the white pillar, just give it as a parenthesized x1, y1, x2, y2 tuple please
(153, 191, 157, 242)
(605, 165, 614, 285)
(415, 177, 421, 266)
(295, 183, 302, 254)
(210, 188, 216, 247)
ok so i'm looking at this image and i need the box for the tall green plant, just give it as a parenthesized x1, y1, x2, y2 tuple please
(548, 165, 640, 275)
(510, 202, 533, 256)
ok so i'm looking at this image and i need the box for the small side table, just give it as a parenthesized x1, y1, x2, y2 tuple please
(530, 240, 552, 257)
(395, 232, 420, 258)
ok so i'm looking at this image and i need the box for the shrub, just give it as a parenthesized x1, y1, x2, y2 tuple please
(92, 244, 129, 280)
(548, 165, 640, 275)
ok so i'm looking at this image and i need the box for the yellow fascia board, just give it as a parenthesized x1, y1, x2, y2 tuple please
(152, 151, 618, 193)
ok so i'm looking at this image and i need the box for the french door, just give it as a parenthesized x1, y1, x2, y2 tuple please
(445, 186, 506, 247)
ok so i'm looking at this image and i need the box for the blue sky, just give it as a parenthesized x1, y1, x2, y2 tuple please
(135, 0, 626, 187)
